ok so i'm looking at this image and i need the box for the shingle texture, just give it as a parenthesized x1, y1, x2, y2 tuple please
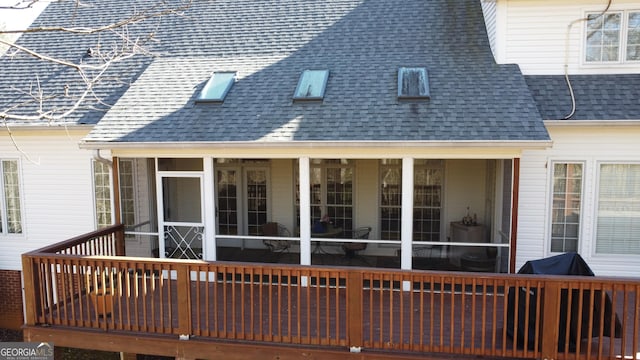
(525, 75, 640, 120)
(1, 0, 550, 143)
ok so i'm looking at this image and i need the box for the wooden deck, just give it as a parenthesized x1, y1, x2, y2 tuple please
(22, 225, 640, 360)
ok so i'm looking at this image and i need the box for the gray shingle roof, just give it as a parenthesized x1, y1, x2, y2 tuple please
(525, 75, 640, 120)
(1, 0, 550, 144)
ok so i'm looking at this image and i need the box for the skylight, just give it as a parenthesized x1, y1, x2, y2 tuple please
(397, 67, 430, 99)
(293, 70, 329, 100)
(197, 71, 236, 102)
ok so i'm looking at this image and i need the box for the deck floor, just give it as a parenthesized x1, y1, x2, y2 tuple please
(47, 272, 638, 359)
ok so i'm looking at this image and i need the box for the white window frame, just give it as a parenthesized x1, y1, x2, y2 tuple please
(215, 160, 271, 237)
(0, 159, 24, 235)
(92, 160, 114, 229)
(378, 159, 444, 244)
(583, 10, 640, 65)
(592, 161, 640, 257)
(548, 161, 584, 254)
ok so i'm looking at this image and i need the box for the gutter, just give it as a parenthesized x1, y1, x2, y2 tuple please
(545, 119, 640, 126)
(78, 139, 553, 151)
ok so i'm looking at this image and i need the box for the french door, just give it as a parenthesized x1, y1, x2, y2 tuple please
(216, 166, 269, 242)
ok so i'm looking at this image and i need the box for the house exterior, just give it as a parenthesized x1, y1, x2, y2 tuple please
(1, 0, 639, 358)
(480, 0, 640, 276)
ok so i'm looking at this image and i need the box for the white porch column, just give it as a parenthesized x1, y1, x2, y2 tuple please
(204, 157, 216, 261)
(400, 157, 414, 271)
(298, 157, 311, 266)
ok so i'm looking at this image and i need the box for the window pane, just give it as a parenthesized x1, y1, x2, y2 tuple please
(94, 161, 112, 229)
(413, 163, 443, 242)
(380, 162, 402, 241)
(627, 12, 640, 61)
(596, 164, 640, 254)
(217, 170, 238, 235)
(585, 12, 621, 62)
(246, 170, 267, 236)
(2, 160, 21, 234)
(550, 163, 582, 253)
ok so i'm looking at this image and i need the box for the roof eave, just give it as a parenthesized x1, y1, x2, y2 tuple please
(544, 119, 640, 126)
(79, 139, 553, 150)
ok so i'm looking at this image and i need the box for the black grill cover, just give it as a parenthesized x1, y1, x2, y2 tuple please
(506, 253, 622, 351)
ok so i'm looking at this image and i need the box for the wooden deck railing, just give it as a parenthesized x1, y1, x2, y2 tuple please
(22, 225, 640, 360)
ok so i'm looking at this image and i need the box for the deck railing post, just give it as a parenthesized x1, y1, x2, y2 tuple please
(346, 271, 363, 352)
(115, 224, 126, 256)
(540, 280, 561, 360)
(21, 255, 40, 326)
(176, 264, 192, 337)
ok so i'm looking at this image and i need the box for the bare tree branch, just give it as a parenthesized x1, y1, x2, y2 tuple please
(0, 0, 191, 123)
(0, 0, 40, 11)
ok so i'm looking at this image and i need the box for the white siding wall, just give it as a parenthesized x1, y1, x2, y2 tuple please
(481, 0, 498, 59)
(496, 0, 640, 75)
(0, 130, 99, 270)
(518, 124, 640, 276)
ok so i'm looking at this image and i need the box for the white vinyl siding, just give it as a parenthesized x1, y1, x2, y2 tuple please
(519, 124, 640, 276)
(0, 130, 98, 270)
(481, 0, 498, 58)
(496, 0, 640, 75)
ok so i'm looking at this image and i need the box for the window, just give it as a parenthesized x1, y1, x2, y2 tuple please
(197, 71, 236, 102)
(595, 163, 640, 255)
(0, 160, 22, 234)
(550, 163, 583, 253)
(93, 161, 112, 229)
(215, 159, 270, 236)
(379, 159, 443, 241)
(585, 11, 640, 63)
(296, 159, 353, 232)
(397, 67, 430, 99)
(293, 70, 329, 100)
(380, 160, 402, 240)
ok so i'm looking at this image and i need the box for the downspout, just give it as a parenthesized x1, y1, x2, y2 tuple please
(93, 149, 113, 167)
(562, 0, 612, 120)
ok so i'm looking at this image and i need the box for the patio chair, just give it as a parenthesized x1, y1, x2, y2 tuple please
(261, 222, 292, 252)
(342, 226, 371, 258)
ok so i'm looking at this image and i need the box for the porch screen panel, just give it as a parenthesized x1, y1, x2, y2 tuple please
(217, 169, 238, 235)
(309, 167, 323, 221)
(595, 163, 640, 255)
(118, 158, 159, 257)
(325, 166, 353, 231)
(413, 161, 443, 242)
(297, 160, 354, 231)
(550, 163, 583, 253)
(378, 160, 443, 242)
(246, 169, 267, 236)
(380, 160, 402, 241)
